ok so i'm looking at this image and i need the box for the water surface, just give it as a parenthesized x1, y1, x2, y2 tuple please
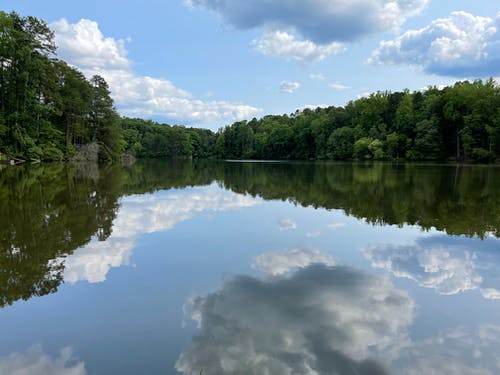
(1, 161, 499, 374)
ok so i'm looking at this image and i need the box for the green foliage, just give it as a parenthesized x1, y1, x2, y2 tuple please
(2, 12, 500, 163)
(212, 80, 500, 163)
(412, 118, 442, 160)
(471, 148, 495, 163)
(120, 118, 210, 159)
(327, 127, 354, 159)
(0, 12, 123, 162)
(369, 139, 385, 160)
(353, 137, 373, 159)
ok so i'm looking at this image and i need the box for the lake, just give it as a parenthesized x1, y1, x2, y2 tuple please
(1, 160, 499, 374)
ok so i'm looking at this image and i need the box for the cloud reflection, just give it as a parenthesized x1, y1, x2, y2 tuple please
(278, 218, 297, 231)
(176, 262, 414, 375)
(63, 186, 259, 283)
(364, 242, 482, 295)
(0, 345, 86, 375)
(252, 248, 335, 276)
(395, 325, 500, 375)
(364, 236, 500, 299)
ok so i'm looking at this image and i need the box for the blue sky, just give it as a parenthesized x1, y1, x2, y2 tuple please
(3, 0, 500, 129)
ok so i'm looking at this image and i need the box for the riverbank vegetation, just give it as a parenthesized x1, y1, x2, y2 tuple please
(2, 11, 500, 163)
(0, 11, 123, 162)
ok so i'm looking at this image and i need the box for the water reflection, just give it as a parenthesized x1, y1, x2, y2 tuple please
(1, 160, 498, 306)
(221, 162, 500, 238)
(0, 345, 86, 374)
(252, 248, 335, 276)
(364, 236, 500, 298)
(176, 262, 414, 375)
(64, 187, 258, 283)
(178, 251, 500, 375)
(0, 160, 499, 373)
(0, 163, 121, 307)
(394, 325, 500, 374)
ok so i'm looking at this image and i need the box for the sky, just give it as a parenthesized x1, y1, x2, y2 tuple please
(3, 0, 500, 129)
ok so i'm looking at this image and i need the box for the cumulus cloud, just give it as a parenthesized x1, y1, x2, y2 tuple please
(252, 248, 335, 275)
(185, 0, 428, 43)
(277, 218, 297, 230)
(279, 81, 300, 94)
(176, 263, 414, 375)
(51, 19, 260, 125)
(51, 19, 130, 70)
(0, 345, 86, 375)
(364, 242, 482, 295)
(252, 31, 343, 62)
(370, 11, 500, 77)
(63, 186, 259, 283)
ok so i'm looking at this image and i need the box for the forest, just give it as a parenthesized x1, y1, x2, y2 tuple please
(2, 11, 500, 163)
(212, 81, 500, 162)
(0, 11, 123, 162)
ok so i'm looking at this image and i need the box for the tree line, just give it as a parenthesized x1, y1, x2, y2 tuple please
(214, 81, 500, 162)
(2, 11, 500, 163)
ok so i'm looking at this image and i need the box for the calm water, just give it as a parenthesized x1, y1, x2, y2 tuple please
(1, 160, 499, 374)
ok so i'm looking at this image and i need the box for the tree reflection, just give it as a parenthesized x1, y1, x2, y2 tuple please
(220, 162, 500, 238)
(0, 160, 219, 307)
(1, 160, 498, 307)
(0, 164, 120, 307)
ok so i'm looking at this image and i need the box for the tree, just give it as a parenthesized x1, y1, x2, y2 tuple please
(90, 75, 124, 161)
(0, 11, 56, 158)
(353, 137, 373, 159)
(411, 118, 442, 160)
(327, 127, 355, 159)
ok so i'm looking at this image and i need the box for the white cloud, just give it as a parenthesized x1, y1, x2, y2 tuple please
(306, 231, 321, 238)
(481, 288, 500, 300)
(252, 31, 343, 63)
(278, 218, 297, 230)
(63, 186, 259, 283)
(252, 248, 335, 275)
(51, 19, 261, 125)
(176, 264, 414, 374)
(330, 82, 350, 90)
(370, 11, 500, 77)
(0, 345, 86, 375)
(309, 73, 325, 80)
(51, 19, 130, 70)
(364, 242, 483, 295)
(279, 81, 300, 94)
(186, 0, 428, 43)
